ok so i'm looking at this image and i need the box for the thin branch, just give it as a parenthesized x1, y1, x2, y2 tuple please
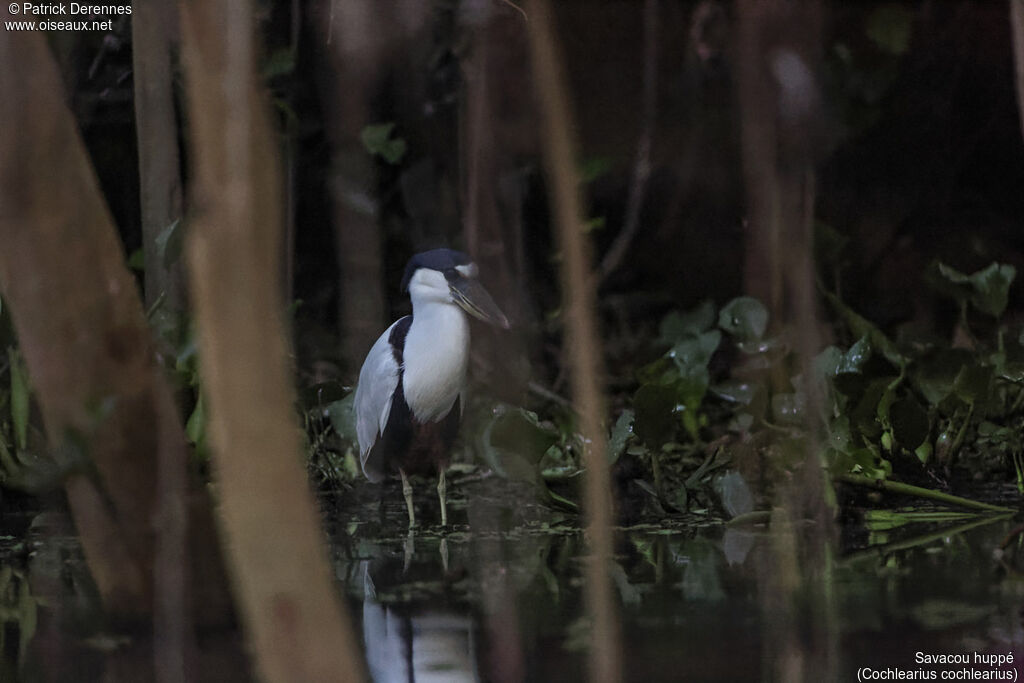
(524, 2, 622, 681)
(527, 380, 574, 410)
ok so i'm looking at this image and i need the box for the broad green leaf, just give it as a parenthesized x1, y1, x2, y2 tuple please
(637, 356, 677, 385)
(718, 297, 768, 343)
(837, 336, 872, 374)
(910, 348, 973, 407)
(813, 346, 844, 380)
(485, 407, 559, 466)
(676, 372, 710, 412)
(669, 329, 721, 372)
(851, 377, 896, 440)
(658, 301, 715, 345)
(479, 406, 556, 482)
(952, 363, 992, 407)
(482, 448, 538, 484)
(831, 446, 891, 479)
(933, 262, 1016, 318)
(826, 415, 853, 452)
(968, 263, 1015, 317)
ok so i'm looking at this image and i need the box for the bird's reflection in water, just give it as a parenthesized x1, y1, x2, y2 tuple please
(360, 535, 478, 683)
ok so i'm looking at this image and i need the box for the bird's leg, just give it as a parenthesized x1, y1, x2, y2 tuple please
(437, 468, 448, 527)
(400, 468, 416, 529)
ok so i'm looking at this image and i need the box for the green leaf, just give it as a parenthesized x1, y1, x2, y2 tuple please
(263, 48, 296, 79)
(910, 348, 974, 407)
(837, 336, 873, 374)
(658, 301, 715, 345)
(185, 392, 206, 452)
(8, 348, 29, 451)
(967, 263, 1015, 317)
(952, 363, 992, 407)
(579, 157, 612, 183)
(669, 329, 721, 367)
(607, 410, 634, 465)
(826, 415, 854, 453)
(127, 247, 145, 272)
(824, 291, 905, 366)
(813, 345, 844, 379)
(325, 393, 358, 444)
(633, 383, 677, 447)
(831, 446, 891, 479)
(914, 441, 933, 465)
(483, 449, 538, 484)
(676, 371, 710, 412)
(479, 406, 557, 482)
(933, 262, 1016, 318)
(636, 356, 678, 385)
(865, 4, 914, 55)
(718, 297, 768, 343)
(485, 407, 559, 465)
(851, 377, 896, 440)
(360, 123, 407, 165)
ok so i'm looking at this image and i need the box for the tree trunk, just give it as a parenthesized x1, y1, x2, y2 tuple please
(178, 1, 364, 680)
(0, 18, 168, 625)
(734, 2, 837, 680)
(133, 0, 185, 311)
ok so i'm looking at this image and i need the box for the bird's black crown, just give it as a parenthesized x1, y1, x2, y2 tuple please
(401, 248, 473, 291)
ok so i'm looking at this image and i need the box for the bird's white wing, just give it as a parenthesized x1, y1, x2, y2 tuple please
(354, 320, 403, 482)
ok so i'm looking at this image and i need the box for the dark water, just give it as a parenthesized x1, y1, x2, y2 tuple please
(327, 475, 1024, 682)
(1, 476, 1022, 681)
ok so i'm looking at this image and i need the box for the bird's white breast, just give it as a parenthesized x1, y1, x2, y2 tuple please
(402, 302, 469, 423)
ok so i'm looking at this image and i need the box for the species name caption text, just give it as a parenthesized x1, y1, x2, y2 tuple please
(5, 3, 130, 32)
(857, 652, 1018, 681)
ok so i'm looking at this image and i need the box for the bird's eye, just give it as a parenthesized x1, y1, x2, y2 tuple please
(443, 268, 458, 281)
